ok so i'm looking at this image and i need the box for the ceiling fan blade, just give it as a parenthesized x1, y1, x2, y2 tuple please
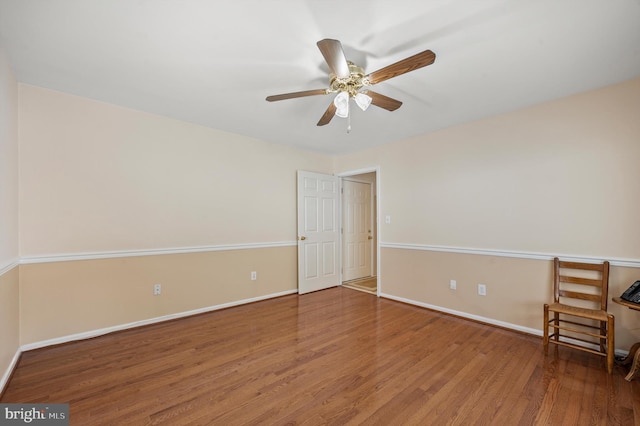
(266, 89, 328, 102)
(317, 102, 337, 126)
(317, 39, 350, 78)
(365, 50, 436, 85)
(366, 91, 403, 111)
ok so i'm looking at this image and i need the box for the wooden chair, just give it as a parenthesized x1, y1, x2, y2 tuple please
(543, 257, 615, 373)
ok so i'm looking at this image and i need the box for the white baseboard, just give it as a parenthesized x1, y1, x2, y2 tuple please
(380, 292, 541, 335)
(20, 289, 297, 352)
(0, 348, 21, 395)
(6, 290, 299, 394)
(379, 292, 628, 356)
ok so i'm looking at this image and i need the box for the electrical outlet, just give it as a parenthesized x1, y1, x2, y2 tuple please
(478, 284, 486, 296)
(251, 271, 257, 281)
(153, 283, 161, 296)
(385, 215, 391, 224)
(450, 279, 457, 290)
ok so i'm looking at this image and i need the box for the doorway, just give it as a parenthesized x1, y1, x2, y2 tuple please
(339, 169, 378, 295)
(296, 168, 379, 296)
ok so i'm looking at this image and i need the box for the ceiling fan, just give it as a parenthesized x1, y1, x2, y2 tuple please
(266, 39, 436, 129)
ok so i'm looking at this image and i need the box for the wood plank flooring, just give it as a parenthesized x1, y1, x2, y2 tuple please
(342, 277, 377, 294)
(2, 287, 639, 425)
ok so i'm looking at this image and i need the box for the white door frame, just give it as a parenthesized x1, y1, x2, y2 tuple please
(337, 166, 380, 297)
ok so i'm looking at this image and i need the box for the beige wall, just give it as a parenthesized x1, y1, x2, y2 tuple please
(0, 46, 20, 391)
(16, 85, 332, 346)
(0, 46, 18, 264)
(380, 249, 640, 348)
(19, 84, 332, 257)
(336, 78, 640, 349)
(337, 78, 640, 259)
(0, 268, 19, 384)
(20, 247, 296, 345)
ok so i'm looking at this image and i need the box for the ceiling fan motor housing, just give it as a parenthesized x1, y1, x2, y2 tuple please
(329, 61, 368, 96)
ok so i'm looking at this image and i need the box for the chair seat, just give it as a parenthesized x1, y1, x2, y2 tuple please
(547, 302, 610, 322)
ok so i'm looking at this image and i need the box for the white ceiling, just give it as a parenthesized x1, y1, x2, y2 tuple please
(1, 0, 639, 155)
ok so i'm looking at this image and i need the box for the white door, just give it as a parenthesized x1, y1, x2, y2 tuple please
(297, 171, 341, 294)
(342, 180, 372, 281)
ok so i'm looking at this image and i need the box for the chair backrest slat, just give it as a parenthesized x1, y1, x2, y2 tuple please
(558, 290, 601, 302)
(559, 275, 604, 287)
(553, 257, 610, 310)
(558, 260, 605, 271)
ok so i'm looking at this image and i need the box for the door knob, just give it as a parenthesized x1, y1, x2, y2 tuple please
(299, 236, 306, 240)
(368, 236, 373, 240)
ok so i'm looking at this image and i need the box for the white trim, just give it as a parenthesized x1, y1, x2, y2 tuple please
(379, 292, 628, 356)
(336, 167, 378, 177)
(380, 292, 541, 336)
(20, 289, 297, 352)
(380, 242, 640, 268)
(0, 348, 21, 394)
(0, 258, 19, 277)
(19, 241, 296, 265)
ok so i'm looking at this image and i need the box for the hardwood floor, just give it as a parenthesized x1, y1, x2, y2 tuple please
(3, 287, 639, 425)
(342, 277, 377, 294)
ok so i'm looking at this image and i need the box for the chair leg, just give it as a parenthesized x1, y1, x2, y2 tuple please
(543, 304, 549, 354)
(553, 312, 559, 342)
(607, 314, 615, 374)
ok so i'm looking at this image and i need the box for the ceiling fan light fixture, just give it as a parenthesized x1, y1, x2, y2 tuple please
(266, 39, 436, 128)
(354, 92, 372, 111)
(333, 91, 350, 118)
